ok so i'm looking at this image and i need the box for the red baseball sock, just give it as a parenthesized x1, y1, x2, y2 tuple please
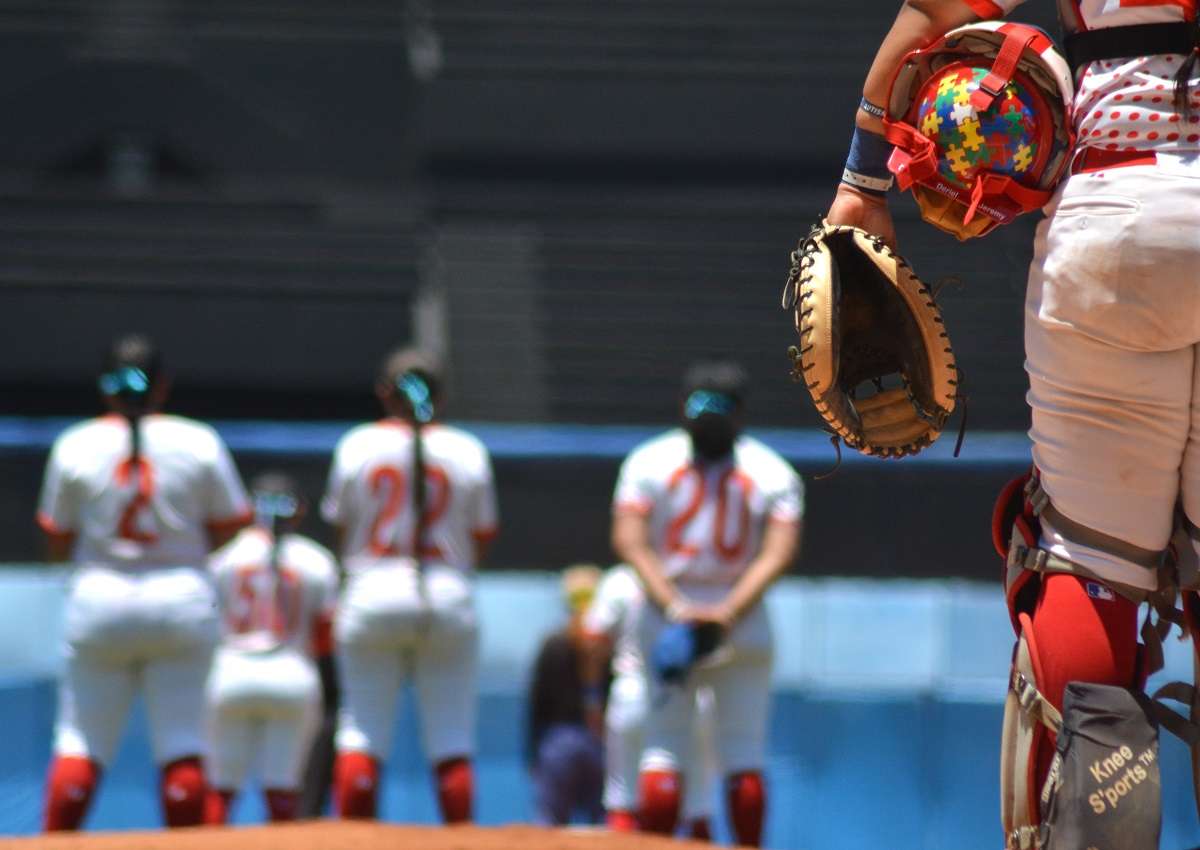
(335, 751, 379, 819)
(606, 808, 638, 831)
(160, 756, 207, 828)
(43, 755, 100, 832)
(204, 788, 234, 825)
(435, 756, 473, 823)
(265, 789, 300, 822)
(638, 769, 682, 835)
(687, 815, 713, 841)
(726, 771, 765, 847)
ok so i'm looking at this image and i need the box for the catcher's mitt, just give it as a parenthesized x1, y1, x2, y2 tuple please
(782, 221, 958, 459)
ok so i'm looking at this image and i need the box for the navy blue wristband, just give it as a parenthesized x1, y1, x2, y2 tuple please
(842, 126, 895, 196)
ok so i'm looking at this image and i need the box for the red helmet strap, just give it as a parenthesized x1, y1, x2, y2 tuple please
(883, 124, 939, 190)
(969, 28, 1040, 113)
(964, 172, 1052, 225)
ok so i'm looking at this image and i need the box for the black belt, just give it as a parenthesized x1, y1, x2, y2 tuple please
(1064, 20, 1200, 77)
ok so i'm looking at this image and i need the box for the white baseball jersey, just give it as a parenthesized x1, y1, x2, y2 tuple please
(583, 565, 646, 678)
(613, 430, 803, 586)
(37, 413, 251, 570)
(209, 528, 339, 656)
(967, 1, 1200, 152)
(322, 420, 498, 574)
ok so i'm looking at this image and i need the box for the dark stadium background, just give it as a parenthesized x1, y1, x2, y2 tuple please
(0, 0, 1062, 575)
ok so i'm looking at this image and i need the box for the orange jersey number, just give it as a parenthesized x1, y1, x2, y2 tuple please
(665, 465, 753, 560)
(115, 459, 158, 544)
(366, 464, 451, 557)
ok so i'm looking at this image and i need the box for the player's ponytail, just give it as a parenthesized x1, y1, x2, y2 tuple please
(397, 370, 436, 561)
(99, 334, 161, 477)
(250, 472, 302, 640)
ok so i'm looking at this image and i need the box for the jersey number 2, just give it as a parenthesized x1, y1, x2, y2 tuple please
(116, 459, 158, 544)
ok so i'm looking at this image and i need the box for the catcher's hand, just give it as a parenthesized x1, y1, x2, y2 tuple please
(827, 184, 896, 249)
(782, 220, 958, 459)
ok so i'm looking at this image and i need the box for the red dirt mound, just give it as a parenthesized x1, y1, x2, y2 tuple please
(0, 822, 724, 850)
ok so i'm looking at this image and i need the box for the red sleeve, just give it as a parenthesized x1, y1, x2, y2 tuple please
(310, 611, 334, 658)
(206, 510, 254, 536)
(36, 512, 74, 541)
(472, 526, 500, 545)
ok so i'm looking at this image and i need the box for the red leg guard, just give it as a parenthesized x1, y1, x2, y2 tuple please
(43, 755, 100, 832)
(637, 769, 682, 835)
(726, 771, 765, 847)
(1029, 574, 1140, 801)
(334, 751, 379, 819)
(204, 789, 234, 826)
(434, 756, 473, 824)
(687, 816, 713, 842)
(606, 808, 638, 832)
(265, 789, 300, 822)
(160, 756, 207, 828)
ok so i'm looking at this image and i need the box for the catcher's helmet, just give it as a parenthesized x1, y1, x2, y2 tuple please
(884, 22, 1073, 240)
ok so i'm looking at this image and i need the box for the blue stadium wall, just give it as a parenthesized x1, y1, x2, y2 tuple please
(2, 570, 1198, 849)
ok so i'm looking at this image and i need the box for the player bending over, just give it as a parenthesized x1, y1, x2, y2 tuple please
(582, 563, 718, 840)
(204, 472, 338, 824)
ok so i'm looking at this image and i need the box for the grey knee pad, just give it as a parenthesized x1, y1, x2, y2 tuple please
(1040, 682, 1161, 850)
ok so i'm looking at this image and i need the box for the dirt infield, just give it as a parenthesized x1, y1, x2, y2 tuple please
(0, 822, 727, 850)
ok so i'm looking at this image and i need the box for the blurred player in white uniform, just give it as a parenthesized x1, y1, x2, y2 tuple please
(323, 348, 498, 822)
(204, 472, 339, 824)
(611, 362, 802, 847)
(582, 564, 719, 839)
(36, 334, 252, 831)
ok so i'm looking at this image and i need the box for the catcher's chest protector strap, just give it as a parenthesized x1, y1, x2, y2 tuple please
(1064, 20, 1200, 77)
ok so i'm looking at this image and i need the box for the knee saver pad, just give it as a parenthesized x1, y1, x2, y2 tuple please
(1001, 614, 1051, 850)
(160, 756, 206, 828)
(638, 769, 682, 835)
(43, 755, 101, 832)
(1039, 682, 1162, 850)
(435, 756, 473, 823)
(334, 751, 379, 819)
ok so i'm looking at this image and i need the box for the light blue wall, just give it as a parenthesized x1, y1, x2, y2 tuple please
(2, 571, 1197, 848)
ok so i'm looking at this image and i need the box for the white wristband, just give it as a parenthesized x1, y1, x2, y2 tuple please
(841, 168, 894, 193)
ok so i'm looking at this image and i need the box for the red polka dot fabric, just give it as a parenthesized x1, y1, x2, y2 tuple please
(963, 1, 1200, 154)
(1075, 56, 1200, 155)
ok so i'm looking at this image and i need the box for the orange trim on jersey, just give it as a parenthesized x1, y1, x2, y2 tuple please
(207, 510, 254, 535)
(963, 0, 1005, 18)
(36, 511, 75, 539)
(613, 499, 652, 517)
(472, 527, 500, 544)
